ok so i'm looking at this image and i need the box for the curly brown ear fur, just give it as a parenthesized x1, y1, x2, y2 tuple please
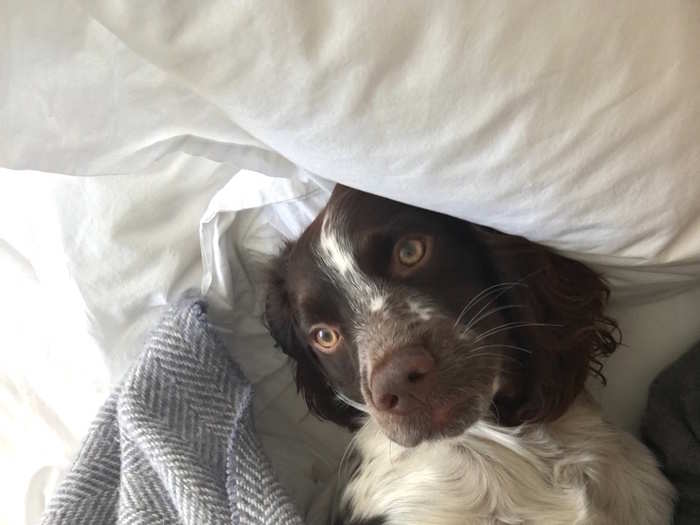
(473, 226, 621, 425)
(263, 241, 359, 429)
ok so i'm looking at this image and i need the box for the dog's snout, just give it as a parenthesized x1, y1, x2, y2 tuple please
(370, 346, 435, 414)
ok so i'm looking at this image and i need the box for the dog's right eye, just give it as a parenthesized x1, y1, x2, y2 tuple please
(397, 238, 426, 266)
(390, 235, 432, 277)
(310, 325, 341, 353)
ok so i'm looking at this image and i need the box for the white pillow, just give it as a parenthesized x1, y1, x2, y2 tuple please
(80, 0, 700, 298)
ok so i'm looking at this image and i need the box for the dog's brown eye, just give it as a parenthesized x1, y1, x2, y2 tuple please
(311, 325, 341, 352)
(397, 239, 425, 266)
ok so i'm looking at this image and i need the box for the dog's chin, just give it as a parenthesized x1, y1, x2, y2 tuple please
(373, 400, 487, 448)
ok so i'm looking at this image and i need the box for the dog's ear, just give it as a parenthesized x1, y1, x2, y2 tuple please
(264, 241, 359, 428)
(472, 226, 621, 425)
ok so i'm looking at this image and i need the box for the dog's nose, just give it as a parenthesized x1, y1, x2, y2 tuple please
(370, 346, 435, 414)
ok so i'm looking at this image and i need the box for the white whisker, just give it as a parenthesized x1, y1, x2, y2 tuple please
(458, 287, 516, 329)
(473, 321, 562, 343)
(336, 391, 370, 413)
(469, 343, 533, 355)
(462, 303, 526, 333)
(453, 282, 525, 328)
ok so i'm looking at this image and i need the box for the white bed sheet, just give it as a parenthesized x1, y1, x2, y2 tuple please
(4, 0, 700, 297)
(77, 0, 700, 301)
(3, 2, 700, 525)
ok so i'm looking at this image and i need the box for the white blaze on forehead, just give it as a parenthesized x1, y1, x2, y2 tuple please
(316, 210, 377, 311)
(318, 211, 358, 278)
(319, 222, 355, 277)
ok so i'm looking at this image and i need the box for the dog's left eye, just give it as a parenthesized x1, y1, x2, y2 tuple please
(397, 238, 426, 266)
(310, 325, 341, 353)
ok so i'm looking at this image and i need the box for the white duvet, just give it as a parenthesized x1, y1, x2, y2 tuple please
(2, 1, 700, 524)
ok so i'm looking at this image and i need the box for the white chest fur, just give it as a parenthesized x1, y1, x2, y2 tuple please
(338, 397, 674, 525)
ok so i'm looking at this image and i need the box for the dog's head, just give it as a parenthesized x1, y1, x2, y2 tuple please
(265, 185, 619, 447)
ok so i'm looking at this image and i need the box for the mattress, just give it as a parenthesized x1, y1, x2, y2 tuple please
(2, 2, 700, 524)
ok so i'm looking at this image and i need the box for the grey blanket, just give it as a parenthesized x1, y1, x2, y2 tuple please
(643, 342, 700, 525)
(41, 298, 304, 525)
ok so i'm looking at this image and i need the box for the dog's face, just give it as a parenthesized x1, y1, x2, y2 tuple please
(265, 185, 619, 447)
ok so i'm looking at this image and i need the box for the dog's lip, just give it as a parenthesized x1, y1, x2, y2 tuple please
(364, 390, 461, 420)
(378, 404, 471, 447)
(371, 394, 470, 437)
(431, 399, 460, 429)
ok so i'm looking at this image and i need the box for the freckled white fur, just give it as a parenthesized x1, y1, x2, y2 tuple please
(408, 299, 433, 321)
(370, 295, 386, 312)
(339, 395, 675, 525)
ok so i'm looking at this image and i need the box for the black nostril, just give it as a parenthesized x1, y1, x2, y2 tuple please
(381, 394, 399, 410)
(407, 371, 425, 383)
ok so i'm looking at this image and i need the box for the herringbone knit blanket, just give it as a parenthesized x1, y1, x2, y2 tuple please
(41, 298, 304, 525)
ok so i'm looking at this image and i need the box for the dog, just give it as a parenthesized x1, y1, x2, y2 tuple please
(264, 184, 675, 524)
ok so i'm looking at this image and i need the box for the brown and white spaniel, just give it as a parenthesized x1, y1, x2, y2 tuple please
(264, 184, 674, 525)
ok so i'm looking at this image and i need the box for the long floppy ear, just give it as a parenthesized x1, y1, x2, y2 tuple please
(472, 226, 621, 425)
(263, 241, 359, 429)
